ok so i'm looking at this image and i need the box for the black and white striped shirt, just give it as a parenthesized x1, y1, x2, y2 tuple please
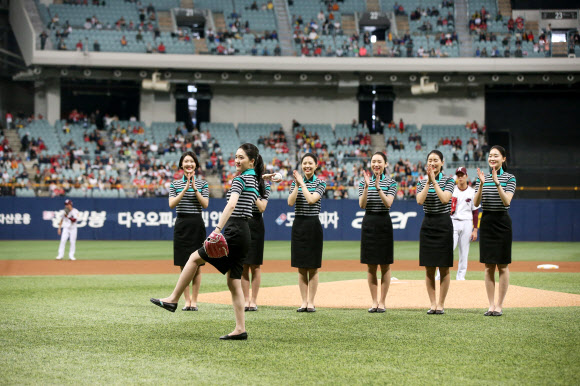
(252, 183, 271, 216)
(474, 168, 516, 211)
(358, 174, 398, 213)
(290, 175, 326, 216)
(417, 173, 455, 214)
(227, 168, 260, 218)
(169, 176, 209, 214)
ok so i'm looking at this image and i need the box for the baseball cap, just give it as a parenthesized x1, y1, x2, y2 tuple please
(64, 199, 73, 205)
(455, 167, 467, 175)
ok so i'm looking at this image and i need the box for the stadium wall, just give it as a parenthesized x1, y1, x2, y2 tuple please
(140, 90, 176, 125)
(0, 198, 578, 242)
(210, 86, 358, 128)
(393, 88, 485, 126)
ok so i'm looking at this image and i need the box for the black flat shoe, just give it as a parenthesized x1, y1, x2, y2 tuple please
(150, 298, 177, 313)
(435, 309, 445, 315)
(247, 306, 258, 312)
(306, 307, 316, 313)
(368, 307, 378, 313)
(182, 306, 190, 311)
(377, 308, 386, 313)
(219, 332, 248, 340)
(244, 307, 250, 312)
(427, 309, 436, 315)
(297, 307, 307, 312)
(484, 310, 494, 316)
(189, 306, 198, 311)
(492, 311, 503, 316)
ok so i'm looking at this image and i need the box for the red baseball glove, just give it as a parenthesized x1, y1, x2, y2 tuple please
(203, 231, 229, 258)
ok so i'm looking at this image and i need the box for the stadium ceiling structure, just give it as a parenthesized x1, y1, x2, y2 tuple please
(14, 66, 579, 89)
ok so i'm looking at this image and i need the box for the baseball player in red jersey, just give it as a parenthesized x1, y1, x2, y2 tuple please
(436, 167, 479, 280)
(56, 199, 80, 260)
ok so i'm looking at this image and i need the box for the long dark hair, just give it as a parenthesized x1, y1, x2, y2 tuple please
(372, 151, 387, 176)
(426, 150, 444, 175)
(301, 152, 318, 165)
(178, 151, 200, 171)
(300, 153, 318, 178)
(489, 145, 507, 170)
(239, 143, 266, 197)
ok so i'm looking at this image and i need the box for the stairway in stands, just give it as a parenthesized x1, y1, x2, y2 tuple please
(157, 11, 175, 33)
(366, 0, 380, 12)
(395, 15, 409, 37)
(342, 14, 358, 36)
(273, 0, 294, 56)
(193, 38, 208, 54)
(454, 0, 472, 57)
(497, 0, 511, 18)
(371, 133, 385, 154)
(213, 13, 227, 32)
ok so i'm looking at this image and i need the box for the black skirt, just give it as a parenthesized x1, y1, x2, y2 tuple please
(419, 213, 453, 267)
(244, 213, 265, 266)
(480, 211, 512, 265)
(291, 215, 323, 269)
(361, 212, 394, 265)
(173, 213, 206, 267)
(198, 217, 249, 280)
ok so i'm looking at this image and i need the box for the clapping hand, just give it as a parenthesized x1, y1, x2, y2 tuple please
(491, 167, 500, 186)
(476, 168, 486, 184)
(374, 173, 381, 190)
(363, 171, 370, 187)
(426, 165, 436, 183)
(292, 170, 302, 184)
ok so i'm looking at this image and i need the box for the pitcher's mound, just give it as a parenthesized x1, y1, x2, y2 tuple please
(198, 280, 580, 309)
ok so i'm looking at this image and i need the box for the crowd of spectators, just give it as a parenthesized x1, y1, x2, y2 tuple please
(35, 155, 123, 198)
(207, 28, 281, 56)
(4, 110, 490, 198)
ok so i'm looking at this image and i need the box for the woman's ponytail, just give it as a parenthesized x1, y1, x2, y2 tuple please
(254, 154, 266, 197)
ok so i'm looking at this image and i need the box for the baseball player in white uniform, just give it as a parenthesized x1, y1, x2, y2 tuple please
(56, 199, 80, 260)
(436, 167, 480, 280)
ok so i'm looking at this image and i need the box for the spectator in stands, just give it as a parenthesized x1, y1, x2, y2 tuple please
(39, 31, 48, 50)
(121, 35, 128, 47)
(93, 40, 101, 52)
(158, 42, 166, 54)
(274, 45, 281, 56)
(399, 119, 405, 133)
(515, 46, 523, 58)
(136, 30, 143, 42)
(146, 42, 154, 53)
(75, 40, 83, 52)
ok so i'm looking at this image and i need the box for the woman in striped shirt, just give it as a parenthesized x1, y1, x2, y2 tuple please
(358, 152, 398, 313)
(288, 153, 326, 313)
(241, 183, 271, 312)
(169, 151, 209, 311)
(474, 145, 516, 317)
(416, 150, 455, 315)
(151, 143, 265, 340)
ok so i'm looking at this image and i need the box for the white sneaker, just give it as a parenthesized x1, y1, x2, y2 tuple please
(56, 256, 63, 260)
(456, 278, 465, 281)
(69, 256, 76, 261)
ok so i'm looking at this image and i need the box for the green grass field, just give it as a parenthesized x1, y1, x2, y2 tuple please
(1, 240, 579, 261)
(1, 241, 579, 384)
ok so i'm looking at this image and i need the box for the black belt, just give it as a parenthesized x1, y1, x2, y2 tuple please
(176, 213, 201, 218)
